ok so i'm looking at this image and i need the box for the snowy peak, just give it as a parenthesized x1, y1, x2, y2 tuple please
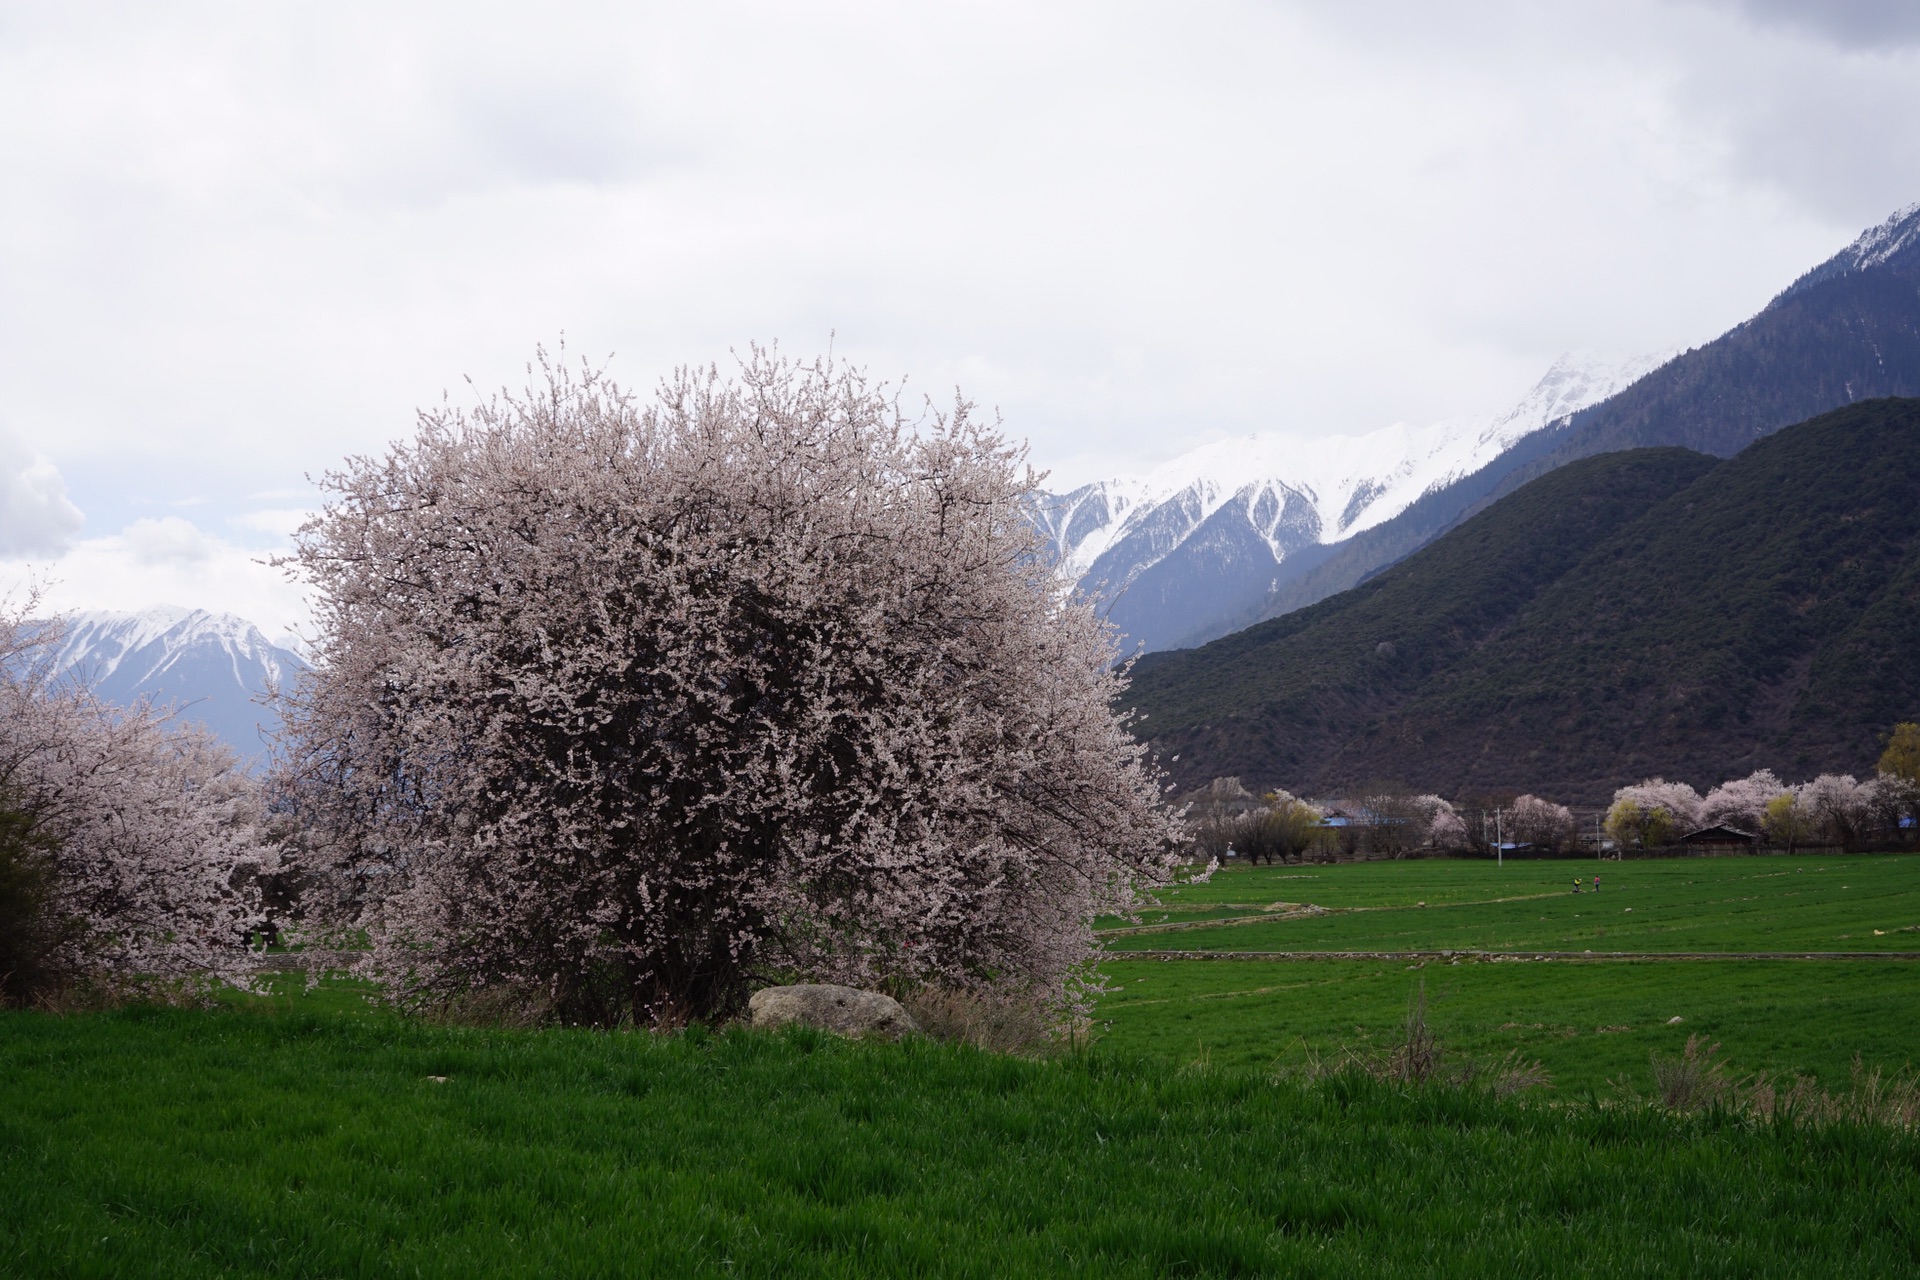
(1769, 203, 1920, 307)
(34, 606, 308, 763)
(44, 605, 298, 690)
(1037, 350, 1664, 597)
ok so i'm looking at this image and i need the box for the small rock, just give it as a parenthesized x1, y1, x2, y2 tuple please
(1666, 1016, 1684, 1025)
(748, 984, 919, 1038)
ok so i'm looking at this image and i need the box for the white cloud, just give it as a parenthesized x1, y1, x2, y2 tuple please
(0, 518, 309, 638)
(228, 508, 314, 539)
(0, 427, 84, 556)
(0, 1, 1913, 512)
(124, 516, 214, 565)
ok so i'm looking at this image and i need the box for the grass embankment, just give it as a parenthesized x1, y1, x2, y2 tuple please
(5, 1003, 1920, 1279)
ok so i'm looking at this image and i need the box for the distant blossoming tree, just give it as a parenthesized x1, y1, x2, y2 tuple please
(0, 600, 266, 1005)
(1509, 794, 1575, 852)
(1426, 803, 1469, 850)
(280, 350, 1183, 1025)
(1795, 774, 1873, 849)
(1351, 786, 1455, 858)
(1699, 770, 1786, 832)
(1605, 779, 1702, 849)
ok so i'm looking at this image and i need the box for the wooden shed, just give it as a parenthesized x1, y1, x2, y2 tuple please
(1679, 824, 1758, 852)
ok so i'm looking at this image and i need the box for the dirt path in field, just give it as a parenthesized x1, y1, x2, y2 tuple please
(1099, 892, 1588, 938)
(1106, 949, 1920, 962)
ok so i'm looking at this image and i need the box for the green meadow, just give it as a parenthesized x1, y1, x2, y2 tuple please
(1094, 854, 1920, 1092)
(5, 1003, 1920, 1279)
(1095, 957, 1919, 1091)
(1100, 854, 1920, 954)
(4, 852, 1919, 1277)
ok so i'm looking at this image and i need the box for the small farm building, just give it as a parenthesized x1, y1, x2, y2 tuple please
(1679, 824, 1758, 851)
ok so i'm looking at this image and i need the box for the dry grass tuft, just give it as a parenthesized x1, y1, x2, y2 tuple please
(1630, 1038, 1920, 1128)
(902, 987, 1071, 1055)
(1282, 982, 1552, 1097)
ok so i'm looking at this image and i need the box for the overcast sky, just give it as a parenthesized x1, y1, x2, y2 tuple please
(2, 0, 1917, 636)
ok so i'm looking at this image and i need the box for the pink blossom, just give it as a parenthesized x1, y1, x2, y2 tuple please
(1509, 794, 1575, 851)
(0, 599, 267, 999)
(1699, 770, 1786, 832)
(278, 349, 1182, 1024)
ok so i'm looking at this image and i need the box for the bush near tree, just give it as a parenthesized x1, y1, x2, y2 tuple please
(278, 349, 1181, 1027)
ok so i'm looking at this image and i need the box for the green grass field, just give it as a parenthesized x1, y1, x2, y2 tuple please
(1100, 854, 1920, 954)
(5, 1004, 1920, 1279)
(5, 852, 1920, 1277)
(1093, 855, 1920, 1091)
(1095, 958, 1920, 1090)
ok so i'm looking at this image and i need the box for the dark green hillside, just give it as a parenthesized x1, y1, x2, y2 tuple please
(1128, 399, 1920, 803)
(1127, 447, 1718, 782)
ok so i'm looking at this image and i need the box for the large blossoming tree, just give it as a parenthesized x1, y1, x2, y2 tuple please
(281, 350, 1181, 1025)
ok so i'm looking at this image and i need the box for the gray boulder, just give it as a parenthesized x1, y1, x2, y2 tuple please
(748, 983, 918, 1038)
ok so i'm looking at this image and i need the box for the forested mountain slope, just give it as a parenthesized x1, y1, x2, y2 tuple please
(1235, 203, 1920, 628)
(1127, 398, 1920, 804)
(1517, 204, 1920, 473)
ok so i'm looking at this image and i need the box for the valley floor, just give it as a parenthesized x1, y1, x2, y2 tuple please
(3, 851, 1917, 1278)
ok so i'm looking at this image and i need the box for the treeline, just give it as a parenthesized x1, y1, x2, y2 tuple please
(1604, 730, 1920, 852)
(1185, 724, 1920, 862)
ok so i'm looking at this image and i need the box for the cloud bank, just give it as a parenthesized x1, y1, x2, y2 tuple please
(0, 428, 84, 557)
(0, 1, 1917, 629)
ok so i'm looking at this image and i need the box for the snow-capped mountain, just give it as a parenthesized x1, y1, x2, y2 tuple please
(36, 606, 307, 762)
(1035, 350, 1672, 652)
(1770, 202, 1920, 305)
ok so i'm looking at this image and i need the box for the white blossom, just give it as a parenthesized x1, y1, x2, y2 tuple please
(278, 349, 1182, 1024)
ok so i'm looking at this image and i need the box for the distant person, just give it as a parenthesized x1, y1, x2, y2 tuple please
(1572, 877, 1581, 894)
(1593, 874, 1601, 892)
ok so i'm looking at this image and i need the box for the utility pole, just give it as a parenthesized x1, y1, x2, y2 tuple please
(1496, 808, 1504, 868)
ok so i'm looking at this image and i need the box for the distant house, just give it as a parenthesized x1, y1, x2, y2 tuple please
(1316, 805, 1408, 830)
(1679, 824, 1758, 852)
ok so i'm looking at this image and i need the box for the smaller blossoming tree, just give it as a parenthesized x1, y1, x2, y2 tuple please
(0, 600, 267, 1005)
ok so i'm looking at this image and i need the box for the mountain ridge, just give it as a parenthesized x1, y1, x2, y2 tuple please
(1188, 202, 1920, 642)
(1038, 350, 1665, 652)
(1125, 398, 1920, 805)
(35, 606, 307, 762)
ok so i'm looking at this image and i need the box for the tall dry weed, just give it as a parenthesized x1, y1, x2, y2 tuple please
(1636, 1040, 1920, 1128)
(902, 987, 1070, 1055)
(1281, 981, 1551, 1097)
